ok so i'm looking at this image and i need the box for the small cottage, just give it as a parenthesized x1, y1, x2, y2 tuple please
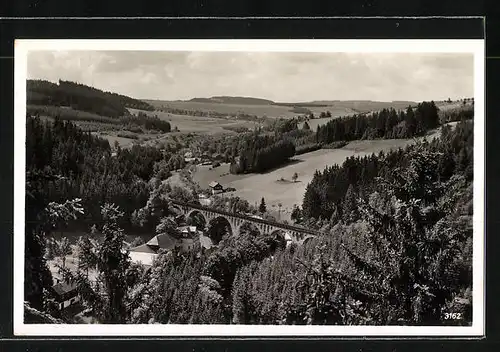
(209, 181, 223, 195)
(52, 281, 79, 310)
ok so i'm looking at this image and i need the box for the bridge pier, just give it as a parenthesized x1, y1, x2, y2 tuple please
(173, 200, 317, 244)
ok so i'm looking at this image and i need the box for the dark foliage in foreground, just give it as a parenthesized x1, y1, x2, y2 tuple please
(25, 114, 473, 326)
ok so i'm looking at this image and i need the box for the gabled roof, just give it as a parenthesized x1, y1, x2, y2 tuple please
(130, 243, 157, 254)
(209, 181, 221, 188)
(146, 233, 178, 250)
(53, 282, 77, 297)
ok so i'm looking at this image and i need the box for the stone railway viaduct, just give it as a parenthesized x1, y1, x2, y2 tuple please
(170, 199, 321, 245)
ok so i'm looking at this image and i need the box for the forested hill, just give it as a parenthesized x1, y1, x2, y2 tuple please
(189, 96, 275, 105)
(27, 79, 155, 118)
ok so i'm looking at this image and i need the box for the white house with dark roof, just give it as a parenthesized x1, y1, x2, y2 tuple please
(129, 233, 178, 267)
(179, 225, 198, 237)
(129, 228, 215, 266)
(52, 280, 79, 310)
(209, 181, 223, 195)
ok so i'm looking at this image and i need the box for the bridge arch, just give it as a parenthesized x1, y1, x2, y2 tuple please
(206, 216, 233, 244)
(268, 229, 289, 251)
(185, 209, 207, 229)
(237, 221, 262, 237)
(168, 200, 319, 245)
(301, 235, 315, 246)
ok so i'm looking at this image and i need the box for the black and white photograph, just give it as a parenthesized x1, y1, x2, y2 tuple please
(14, 39, 484, 336)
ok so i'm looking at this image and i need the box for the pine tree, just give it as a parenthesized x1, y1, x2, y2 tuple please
(339, 143, 468, 324)
(54, 238, 72, 268)
(231, 266, 254, 324)
(259, 197, 267, 214)
(59, 203, 135, 323)
(291, 205, 302, 223)
(342, 184, 358, 224)
(76, 235, 97, 278)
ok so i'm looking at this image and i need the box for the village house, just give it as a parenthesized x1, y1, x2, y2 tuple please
(184, 157, 198, 164)
(52, 280, 80, 310)
(129, 227, 215, 267)
(179, 225, 198, 237)
(209, 181, 223, 195)
(129, 233, 177, 266)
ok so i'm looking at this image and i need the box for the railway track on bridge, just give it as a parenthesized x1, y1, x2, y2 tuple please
(169, 199, 324, 237)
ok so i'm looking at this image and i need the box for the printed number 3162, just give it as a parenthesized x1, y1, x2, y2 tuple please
(444, 312, 462, 320)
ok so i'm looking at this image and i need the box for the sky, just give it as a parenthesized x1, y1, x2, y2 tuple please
(26, 50, 474, 102)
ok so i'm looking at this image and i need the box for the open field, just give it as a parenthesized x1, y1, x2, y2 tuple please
(91, 133, 137, 148)
(128, 108, 260, 134)
(146, 100, 361, 119)
(28, 104, 118, 124)
(145, 99, 425, 120)
(191, 127, 450, 221)
(298, 115, 351, 132)
(193, 149, 374, 221)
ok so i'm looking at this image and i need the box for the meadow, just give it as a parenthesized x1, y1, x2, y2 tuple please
(191, 126, 446, 221)
(146, 100, 361, 119)
(192, 140, 407, 220)
(128, 108, 260, 134)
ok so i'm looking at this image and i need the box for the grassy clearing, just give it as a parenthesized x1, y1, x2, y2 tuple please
(93, 133, 135, 148)
(128, 108, 260, 134)
(28, 104, 118, 124)
(191, 131, 446, 221)
(298, 115, 350, 132)
(146, 100, 358, 119)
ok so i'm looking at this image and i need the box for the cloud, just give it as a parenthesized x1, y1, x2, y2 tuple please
(26, 50, 474, 102)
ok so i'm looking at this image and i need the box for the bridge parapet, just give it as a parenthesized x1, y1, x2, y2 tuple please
(171, 199, 324, 243)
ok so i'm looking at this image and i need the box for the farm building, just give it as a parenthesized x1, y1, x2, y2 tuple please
(185, 157, 198, 164)
(52, 280, 79, 310)
(209, 181, 223, 195)
(130, 228, 212, 266)
(129, 233, 178, 266)
(128, 244, 158, 267)
(179, 225, 199, 237)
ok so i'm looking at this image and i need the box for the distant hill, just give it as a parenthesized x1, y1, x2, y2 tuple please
(27, 79, 155, 118)
(303, 100, 417, 112)
(188, 96, 275, 105)
(146, 96, 422, 120)
(184, 96, 417, 111)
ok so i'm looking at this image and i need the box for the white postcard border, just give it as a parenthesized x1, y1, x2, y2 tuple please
(13, 39, 485, 337)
